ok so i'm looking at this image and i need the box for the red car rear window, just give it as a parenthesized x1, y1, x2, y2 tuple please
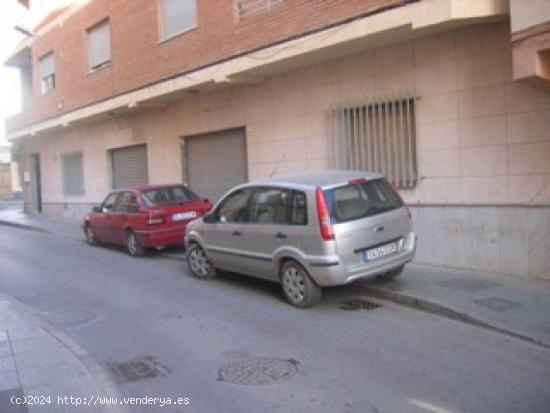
(142, 186, 198, 207)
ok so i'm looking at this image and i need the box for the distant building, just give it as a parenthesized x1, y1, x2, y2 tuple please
(4, 0, 550, 279)
(0, 146, 12, 199)
(0, 145, 21, 200)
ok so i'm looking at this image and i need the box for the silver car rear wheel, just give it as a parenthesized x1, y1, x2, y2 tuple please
(187, 244, 217, 279)
(280, 261, 321, 308)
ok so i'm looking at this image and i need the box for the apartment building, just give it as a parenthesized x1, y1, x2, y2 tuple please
(5, 0, 550, 279)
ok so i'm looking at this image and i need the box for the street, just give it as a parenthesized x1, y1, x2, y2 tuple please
(1, 225, 549, 413)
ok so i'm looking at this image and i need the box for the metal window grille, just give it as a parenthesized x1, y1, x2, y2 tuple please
(329, 95, 418, 189)
(39, 52, 55, 94)
(87, 20, 111, 71)
(235, 0, 283, 19)
(160, 0, 197, 39)
(61, 152, 84, 195)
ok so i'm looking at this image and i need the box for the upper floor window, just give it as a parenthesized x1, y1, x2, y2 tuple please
(235, 0, 283, 20)
(160, 0, 197, 40)
(87, 19, 111, 71)
(39, 51, 55, 94)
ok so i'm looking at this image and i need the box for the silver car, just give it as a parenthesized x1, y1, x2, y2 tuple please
(185, 170, 416, 307)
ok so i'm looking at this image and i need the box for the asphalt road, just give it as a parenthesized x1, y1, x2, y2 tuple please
(0, 225, 549, 413)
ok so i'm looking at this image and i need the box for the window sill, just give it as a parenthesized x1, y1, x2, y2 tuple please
(87, 61, 111, 76)
(157, 25, 197, 45)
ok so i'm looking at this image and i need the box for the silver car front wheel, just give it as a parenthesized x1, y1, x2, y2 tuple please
(187, 244, 217, 279)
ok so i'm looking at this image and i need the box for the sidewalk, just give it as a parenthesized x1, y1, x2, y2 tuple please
(360, 264, 550, 348)
(0, 294, 125, 413)
(1, 205, 550, 348)
(0, 204, 185, 260)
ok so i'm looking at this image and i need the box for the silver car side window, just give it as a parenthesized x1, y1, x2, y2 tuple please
(250, 188, 290, 224)
(217, 189, 252, 223)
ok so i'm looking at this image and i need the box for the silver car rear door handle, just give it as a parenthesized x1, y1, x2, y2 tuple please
(275, 232, 287, 239)
(232, 230, 242, 236)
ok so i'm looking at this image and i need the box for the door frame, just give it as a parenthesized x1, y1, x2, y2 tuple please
(30, 153, 42, 213)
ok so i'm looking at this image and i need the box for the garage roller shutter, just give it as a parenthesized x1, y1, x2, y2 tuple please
(111, 144, 148, 189)
(184, 128, 247, 202)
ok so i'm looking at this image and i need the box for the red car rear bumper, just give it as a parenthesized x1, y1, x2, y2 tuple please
(134, 226, 186, 247)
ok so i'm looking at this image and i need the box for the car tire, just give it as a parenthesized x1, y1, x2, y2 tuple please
(85, 224, 98, 246)
(377, 265, 404, 281)
(186, 243, 217, 279)
(280, 260, 322, 308)
(126, 230, 145, 257)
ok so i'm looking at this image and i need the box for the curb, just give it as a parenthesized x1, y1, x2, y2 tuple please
(0, 292, 130, 413)
(0, 218, 49, 233)
(363, 284, 550, 350)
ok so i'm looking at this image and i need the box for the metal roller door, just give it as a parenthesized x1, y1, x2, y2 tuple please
(111, 144, 148, 189)
(184, 128, 247, 202)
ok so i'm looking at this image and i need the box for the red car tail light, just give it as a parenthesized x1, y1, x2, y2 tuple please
(315, 186, 335, 241)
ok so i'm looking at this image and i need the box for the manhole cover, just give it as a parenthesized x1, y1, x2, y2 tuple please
(338, 299, 382, 311)
(41, 309, 97, 326)
(106, 356, 171, 385)
(218, 357, 298, 385)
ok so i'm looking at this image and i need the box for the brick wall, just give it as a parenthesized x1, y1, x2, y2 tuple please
(8, 0, 406, 133)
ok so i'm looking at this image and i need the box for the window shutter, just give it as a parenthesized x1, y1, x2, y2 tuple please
(161, 0, 197, 38)
(39, 52, 55, 78)
(87, 20, 111, 69)
(62, 153, 85, 195)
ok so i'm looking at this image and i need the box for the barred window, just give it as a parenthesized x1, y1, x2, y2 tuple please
(235, 0, 283, 19)
(61, 152, 84, 195)
(330, 96, 418, 189)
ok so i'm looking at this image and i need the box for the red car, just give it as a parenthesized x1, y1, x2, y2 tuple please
(83, 184, 213, 256)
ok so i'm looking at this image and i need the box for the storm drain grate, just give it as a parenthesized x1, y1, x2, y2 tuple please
(338, 298, 382, 311)
(106, 356, 171, 385)
(218, 357, 298, 385)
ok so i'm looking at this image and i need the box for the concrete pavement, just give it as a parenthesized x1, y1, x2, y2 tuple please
(0, 202, 82, 240)
(1, 202, 550, 349)
(0, 293, 125, 413)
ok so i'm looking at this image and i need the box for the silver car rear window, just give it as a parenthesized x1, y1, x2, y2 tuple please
(324, 179, 403, 223)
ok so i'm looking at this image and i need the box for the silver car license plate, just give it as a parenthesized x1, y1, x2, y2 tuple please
(172, 211, 197, 221)
(364, 241, 398, 262)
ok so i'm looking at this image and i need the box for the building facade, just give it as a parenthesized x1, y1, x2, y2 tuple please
(5, 0, 550, 279)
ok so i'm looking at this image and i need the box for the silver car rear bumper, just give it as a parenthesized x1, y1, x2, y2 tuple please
(306, 233, 417, 287)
